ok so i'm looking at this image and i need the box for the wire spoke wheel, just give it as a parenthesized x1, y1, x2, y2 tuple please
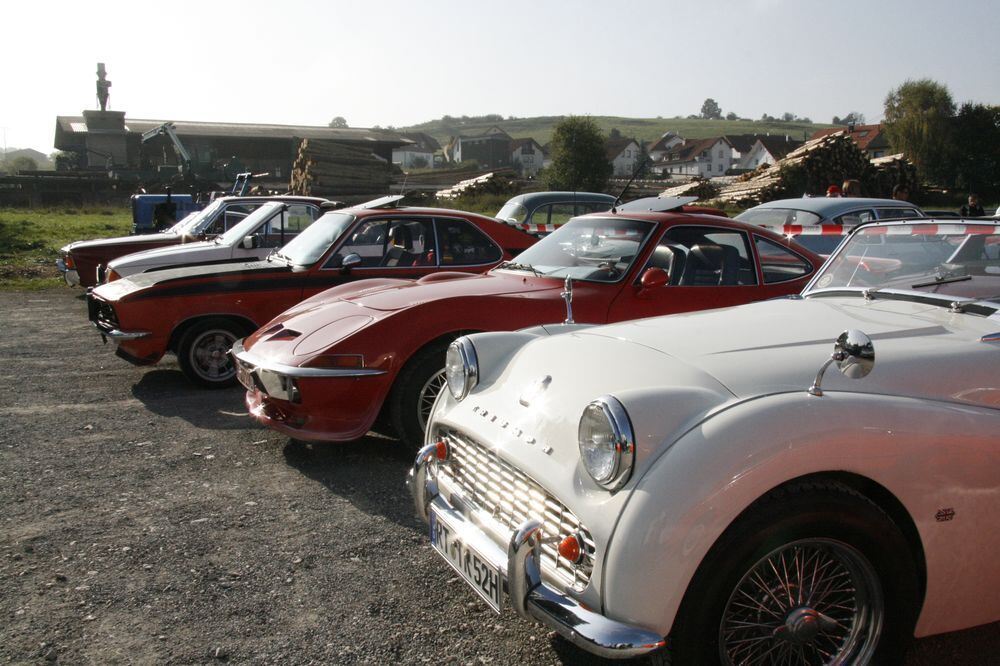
(417, 368, 447, 432)
(719, 538, 883, 665)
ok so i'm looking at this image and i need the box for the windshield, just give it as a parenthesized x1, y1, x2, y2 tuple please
(277, 212, 355, 266)
(494, 216, 656, 282)
(495, 201, 528, 224)
(806, 221, 1000, 303)
(215, 202, 285, 246)
(736, 208, 823, 226)
(167, 199, 226, 234)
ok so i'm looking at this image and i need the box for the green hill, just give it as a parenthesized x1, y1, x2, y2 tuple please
(401, 115, 836, 148)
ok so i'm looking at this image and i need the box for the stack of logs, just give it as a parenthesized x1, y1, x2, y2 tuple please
(708, 133, 917, 206)
(435, 168, 518, 199)
(289, 138, 392, 196)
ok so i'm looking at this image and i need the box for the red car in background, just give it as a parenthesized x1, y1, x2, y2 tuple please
(233, 197, 822, 448)
(59, 195, 329, 287)
(87, 196, 537, 386)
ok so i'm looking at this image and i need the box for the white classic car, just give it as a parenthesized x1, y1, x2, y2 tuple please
(409, 219, 1000, 663)
(102, 200, 323, 282)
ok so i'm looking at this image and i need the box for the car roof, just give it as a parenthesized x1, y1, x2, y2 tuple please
(213, 195, 329, 205)
(503, 191, 616, 206)
(747, 197, 922, 216)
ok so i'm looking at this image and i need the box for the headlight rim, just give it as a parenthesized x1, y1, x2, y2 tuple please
(446, 337, 478, 401)
(578, 395, 635, 492)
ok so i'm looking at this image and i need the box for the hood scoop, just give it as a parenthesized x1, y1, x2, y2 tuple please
(262, 324, 301, 341)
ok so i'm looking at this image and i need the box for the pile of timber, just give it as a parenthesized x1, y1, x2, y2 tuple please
(868, 153, 920, 196)
(435, 169, 518, 199)
(714, 133, 874, 206)
(660, 179, 719, 200)
(289, 138, 391, 196)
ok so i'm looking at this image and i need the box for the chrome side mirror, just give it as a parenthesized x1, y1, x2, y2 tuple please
(808, 329, 875, 396)
(341, 253, 362, 270)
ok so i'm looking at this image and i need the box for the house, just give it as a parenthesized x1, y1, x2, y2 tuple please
(810, 124, 891, 159)
(607, 137, 643, 177)
(652, 136, 734, 177)
(392, 132, 441, 170)
(732, 135, 803, 170)
(511, 138, 545, 177)
(452, 126, 513, 169)
(647, 132, 685, 162)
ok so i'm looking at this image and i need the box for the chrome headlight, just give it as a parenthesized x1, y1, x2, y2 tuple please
(445, 337, 478, 401)
(578, 396, 634, 491)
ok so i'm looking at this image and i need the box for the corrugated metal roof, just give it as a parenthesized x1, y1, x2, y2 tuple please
(55, 116, 412, 146)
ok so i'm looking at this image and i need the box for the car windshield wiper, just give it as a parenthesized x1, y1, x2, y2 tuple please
(497, 261, 541, 276)
(911, 274, 972, 289)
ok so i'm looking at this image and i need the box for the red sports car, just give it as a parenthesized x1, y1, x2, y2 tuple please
(87, 197, 537, 386)
(233, 197, 822, 447)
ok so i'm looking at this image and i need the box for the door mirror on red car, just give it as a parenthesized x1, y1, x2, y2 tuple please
(639, 267, 669, 291)
(340, 253, 362, 272)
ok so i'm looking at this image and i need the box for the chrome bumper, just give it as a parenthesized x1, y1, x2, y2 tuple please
(91, 323, 150, 340)
(407, 444, 666, 660)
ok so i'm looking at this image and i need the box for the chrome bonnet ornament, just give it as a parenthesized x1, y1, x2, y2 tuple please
(562, 276, 574, 324)
(808, 329, 875, 396)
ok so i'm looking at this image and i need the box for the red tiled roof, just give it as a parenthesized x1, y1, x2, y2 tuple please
(810, 124, 888, 152)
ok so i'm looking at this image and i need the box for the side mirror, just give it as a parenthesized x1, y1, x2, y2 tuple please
(639, 267, 669, 290)
(242, 235, 261, 250)
(808, 329, 875, 396)
(340, 253, 362, 272)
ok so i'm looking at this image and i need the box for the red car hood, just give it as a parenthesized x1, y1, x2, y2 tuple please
(246, 271, 561, 354)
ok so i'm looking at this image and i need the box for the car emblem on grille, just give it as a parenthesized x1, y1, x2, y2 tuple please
(519, 375, 552, 407)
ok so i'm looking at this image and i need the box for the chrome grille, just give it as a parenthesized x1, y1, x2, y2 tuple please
(438, 428, 596, 591)
(87, 295, 119, 333)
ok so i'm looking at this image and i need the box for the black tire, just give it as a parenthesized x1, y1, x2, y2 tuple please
(176, 318, 247, 389)
(388, 341, 451, 451)
(653, 480, 919, 666)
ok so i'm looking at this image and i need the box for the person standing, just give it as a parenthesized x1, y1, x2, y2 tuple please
(892, 184, 910, 201)
(842, 179, 862, 197)
(960, 193, 986, 217)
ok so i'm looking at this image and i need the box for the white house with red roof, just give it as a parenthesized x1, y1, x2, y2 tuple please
(652, 136, 734, 177)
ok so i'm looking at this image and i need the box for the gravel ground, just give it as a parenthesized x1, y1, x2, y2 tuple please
(1, 287, 997, 665)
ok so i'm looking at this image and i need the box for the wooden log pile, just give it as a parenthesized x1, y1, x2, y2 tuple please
(715, 133, 873, 206)
(660, 179, 719, 200)
(289, 138, 392, 196)
(868, 153, 920, 197)
(435, 168, 519, 199)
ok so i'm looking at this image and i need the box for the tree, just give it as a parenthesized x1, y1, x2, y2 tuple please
(328, 116, 348, 128)
(781, 112, 796, 122)
(950, 103, 1000, 195)
(701, 98, 722, 120)
(3, 156, 37, 174)
(609, 127, 622, 139)
(833, 112, 866, 126)
(883, 79, 956, 184)
(725, 112, 738, 121)
(544, 116, 612, 192)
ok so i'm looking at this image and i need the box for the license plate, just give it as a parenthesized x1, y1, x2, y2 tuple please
(429, 508, 503, 613)
(235, 362, 255, 391)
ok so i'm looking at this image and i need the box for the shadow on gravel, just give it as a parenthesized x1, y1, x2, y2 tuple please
(131, 369, 251, 431)
(282, 436, 421, 529)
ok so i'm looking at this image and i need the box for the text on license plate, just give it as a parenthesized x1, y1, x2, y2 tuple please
(235, 363, 254, 391)
(429, 509, 503, 613)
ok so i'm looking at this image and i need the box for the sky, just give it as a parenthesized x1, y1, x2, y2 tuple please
(3, 0, 998, 154)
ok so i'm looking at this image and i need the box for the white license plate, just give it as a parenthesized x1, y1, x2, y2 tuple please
(429, 507, 503, 613)
(235, 362, 255, 391)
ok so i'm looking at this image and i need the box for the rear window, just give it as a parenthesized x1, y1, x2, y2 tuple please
(736, 208, 823, 226)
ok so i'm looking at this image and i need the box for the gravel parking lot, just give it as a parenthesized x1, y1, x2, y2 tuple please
(1, 287, 997, 664)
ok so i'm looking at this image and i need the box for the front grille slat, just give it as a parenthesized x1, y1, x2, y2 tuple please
(439, 428, 595, 591)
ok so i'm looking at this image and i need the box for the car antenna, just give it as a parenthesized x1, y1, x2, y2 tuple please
(610, 155, 650, 214)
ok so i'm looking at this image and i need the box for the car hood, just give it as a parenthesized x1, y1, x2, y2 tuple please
(64, 232, 184, 252)
(573, 295, 1000, 405)
(91, 259, 283, 302)
(304, 271, 559, 313)
(108, 239, 218, 269)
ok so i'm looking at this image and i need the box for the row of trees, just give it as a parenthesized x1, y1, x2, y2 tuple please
(883, 79, 1000, 195)
(699, 99, 812, 123)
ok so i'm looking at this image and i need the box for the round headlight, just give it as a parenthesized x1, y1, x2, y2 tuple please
(445, 337, 478, 401)
(578, 396, 635, 491)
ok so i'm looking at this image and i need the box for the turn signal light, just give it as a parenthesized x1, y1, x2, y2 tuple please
(434, 439, 449, 461)
(64, 255, 75, 269)
(558, 534, 583, 564)
(305, 354, 364, 369)
(106, 268, 122, 282)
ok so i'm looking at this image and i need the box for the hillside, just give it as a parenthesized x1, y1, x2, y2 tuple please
(401, 115, 836, 148)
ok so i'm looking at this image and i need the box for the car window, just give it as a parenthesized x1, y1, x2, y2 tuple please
(754, 236, 813, 283)
(834, 210, 875, 226)
(250, 205, 318, 248)
(735, 208, 823, 226)
(576, 202, 611, 215)
(325, 217, 435, 268)
(874, 207, 921, 220)
(547, 204, 576, 227)
(657, 226, 757, 286)
(436, 218, 501, 266)
(202, 203, 264, 235)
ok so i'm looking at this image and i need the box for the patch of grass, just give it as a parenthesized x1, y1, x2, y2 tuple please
(0, 206, 132, 290)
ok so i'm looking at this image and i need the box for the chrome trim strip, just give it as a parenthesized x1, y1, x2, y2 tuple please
(231, 339, 386, 378)
(91, 323, 150, 340)
(982, 332, 1000, 343)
